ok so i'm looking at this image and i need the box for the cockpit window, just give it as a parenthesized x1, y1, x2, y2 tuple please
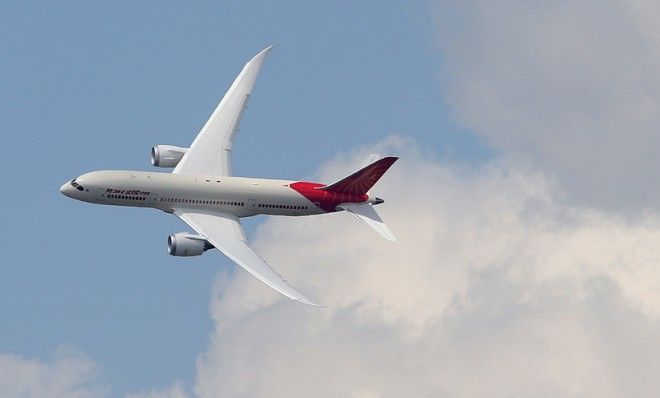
(70, 179, 84, 191)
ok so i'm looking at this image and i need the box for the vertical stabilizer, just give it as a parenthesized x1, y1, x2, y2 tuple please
(319, 157, 398, 196)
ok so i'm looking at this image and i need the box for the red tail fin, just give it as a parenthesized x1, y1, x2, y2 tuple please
(319, 156, 398, 195)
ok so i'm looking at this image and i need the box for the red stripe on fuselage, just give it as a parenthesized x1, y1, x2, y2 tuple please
(289, 182, 368, 212)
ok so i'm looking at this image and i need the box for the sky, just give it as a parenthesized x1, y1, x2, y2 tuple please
(3, 1, 660, 397)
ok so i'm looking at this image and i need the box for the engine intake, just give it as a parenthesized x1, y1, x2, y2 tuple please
(151, 145, 189, 168)
(168, 232, 214, 257)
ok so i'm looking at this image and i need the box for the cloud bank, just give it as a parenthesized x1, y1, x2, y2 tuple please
(435, 0, 660, 212)
(193, 137, 660, 397)
(0, 347, 106, 398)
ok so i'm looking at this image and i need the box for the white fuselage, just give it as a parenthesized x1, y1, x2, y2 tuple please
(60, 170, 328, 217)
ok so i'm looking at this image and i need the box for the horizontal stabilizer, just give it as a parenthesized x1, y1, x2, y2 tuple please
(338, 203, 397, 242)
(319, 156, 398, 196)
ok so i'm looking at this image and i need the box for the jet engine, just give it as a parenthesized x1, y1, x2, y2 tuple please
(167, 232, 214, 256)
(151, 145, 189, 167)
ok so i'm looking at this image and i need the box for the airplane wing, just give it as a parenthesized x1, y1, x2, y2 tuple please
(174, 209, 320, 306)
(173, 46, 273, 177)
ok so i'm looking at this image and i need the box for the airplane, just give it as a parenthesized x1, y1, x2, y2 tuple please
(59, 46, 397, 306)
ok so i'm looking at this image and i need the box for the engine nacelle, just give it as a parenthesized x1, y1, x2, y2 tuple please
(167, 232, 214, 257)
(151, 145, 188, 168)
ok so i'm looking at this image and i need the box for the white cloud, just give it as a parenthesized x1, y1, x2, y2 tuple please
(434, 0, 660, 212)
(192, 137, 660, 397)
(0, 346, 106, 398)
(125, 381, 189, 398)
(0, 347, 191, 398)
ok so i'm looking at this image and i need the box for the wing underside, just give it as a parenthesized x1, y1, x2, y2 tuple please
(175, 210, 320, 306)
(173, 46, 272, 177)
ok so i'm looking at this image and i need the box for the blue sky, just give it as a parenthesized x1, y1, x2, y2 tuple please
(0, 1, 490, 395)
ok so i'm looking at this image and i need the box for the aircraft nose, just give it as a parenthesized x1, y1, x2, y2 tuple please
(60, 181, 73, 197)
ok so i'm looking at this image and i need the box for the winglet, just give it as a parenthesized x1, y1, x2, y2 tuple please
(249, 45, 274, 67)
(293, 295, 324, 307)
